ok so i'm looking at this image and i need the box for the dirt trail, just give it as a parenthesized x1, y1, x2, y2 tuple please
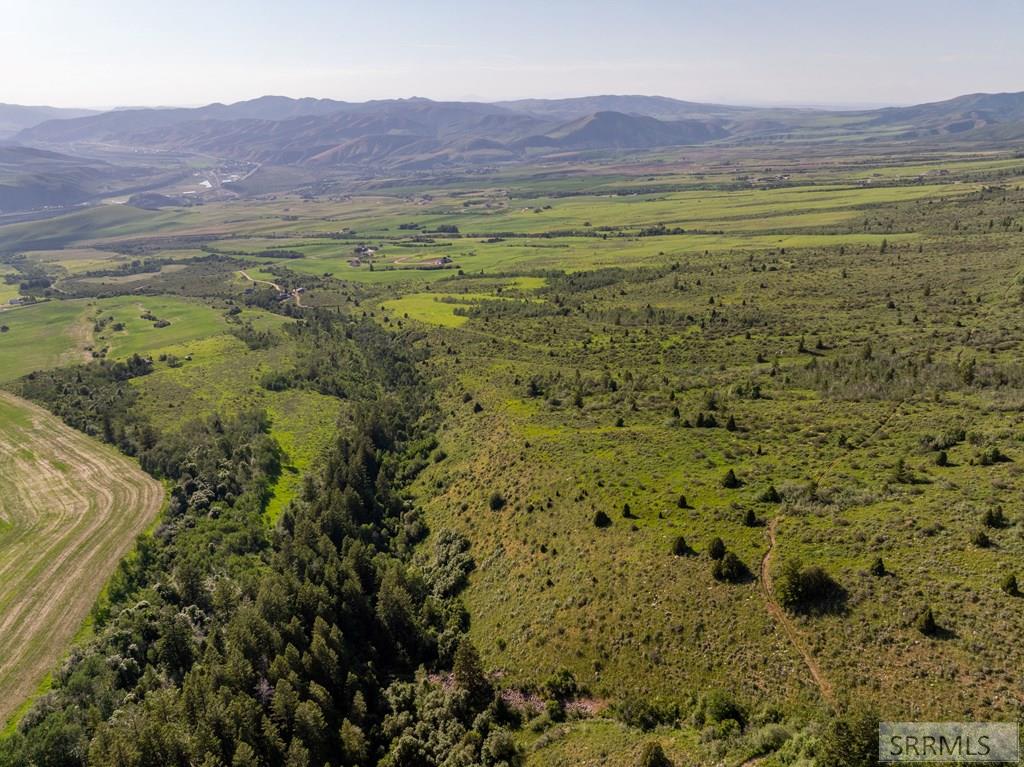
(758, 399, 905, 708)
(238, 269, 304, 306)
(759, 517, 835, 706)
(238, 269, 282, 292)
(0, 391, 164, 725)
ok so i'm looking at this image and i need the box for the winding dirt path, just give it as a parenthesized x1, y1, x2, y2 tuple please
(238, 270, 304, 306)
(759, 517, 835, 706)
(758, 398, 906, 708)
(238, 269, 282, 292)
(0, 391, 164, 725)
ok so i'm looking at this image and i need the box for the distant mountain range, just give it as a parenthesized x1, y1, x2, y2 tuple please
(0, 104, 98, 140)
(2, 91, 1024, 213)
(12, 92, 1024, 170)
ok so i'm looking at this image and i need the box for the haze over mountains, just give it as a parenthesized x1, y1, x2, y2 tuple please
(0, 104, 98, 140)
(2, 91, 1024, 214)
(13, 91, 1024, 163)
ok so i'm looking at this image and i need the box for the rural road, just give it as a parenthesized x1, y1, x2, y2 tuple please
(0, 391, 164, 725)
(238, 269, 303, 306)
(238, 269, 282, 292)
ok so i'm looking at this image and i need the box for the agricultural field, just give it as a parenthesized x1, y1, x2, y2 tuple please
(1, 145, 1024, 765)
(0, 391, 164, 726)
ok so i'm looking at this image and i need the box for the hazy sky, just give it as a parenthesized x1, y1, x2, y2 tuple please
(3, 0, 1022, 109)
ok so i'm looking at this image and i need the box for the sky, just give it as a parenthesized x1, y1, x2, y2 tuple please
(2, 0, 1023, 109)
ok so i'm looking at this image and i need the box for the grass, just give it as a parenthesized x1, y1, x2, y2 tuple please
(128, 332, 342, 523)
(90, 296, 233, 358)
(0, 300, 89, 382)
(0, 391, 163, 727)
(381, 293, 473, 327)
(0, 293, 289, 386)
(522, 718, 701, 767)
(3, 145, 1024, 759)
(264, 390, 344, 523)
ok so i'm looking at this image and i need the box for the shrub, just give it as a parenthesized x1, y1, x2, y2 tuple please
(759, 485, 782, 503)
(639, 742, 673, 767)
(260, 371, 291, 391)
(975, 446, 1009, 465)
(426, 529, 475, 598)
(481, 729, 522, 766)
(721, 469, 741, 489)
(1001, 574, 1019, 596)
(776, 559, 841, 611)
(817, 707, 879, 767)
(697, 689, 745, 728)
(488, 491, 506, 511)
(543, 669, 579, 702)
(613, 697, 680, 732)
(544, 698, 565, 723)
(751, 724, 791, 756)
(915, 606, 938, 636)
(707, 537, 726, 560)
(712, 552, 748, 583)
(593, 510, 612, 528)
(982, 506, 1007, 528)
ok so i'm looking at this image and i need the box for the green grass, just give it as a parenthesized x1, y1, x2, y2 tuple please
(90, 296, 228, 357)
(4, 147, 1024, 752)
(264, 390, 344, 523)
(128, 331, 341, 523)
(0, 300, 89, 382)
(381, 293, 473, 327)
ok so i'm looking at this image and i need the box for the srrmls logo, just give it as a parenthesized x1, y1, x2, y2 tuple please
(879, 722, 1019, 763)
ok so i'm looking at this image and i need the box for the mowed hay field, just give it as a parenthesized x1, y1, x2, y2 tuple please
(0, 391, 164, 726)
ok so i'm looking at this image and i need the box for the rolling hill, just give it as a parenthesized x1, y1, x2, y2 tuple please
(0, 146, 187, 215)
(0, 104, 98, 140)
(496, 94, 755, 121)
(519, 110, 727, 150)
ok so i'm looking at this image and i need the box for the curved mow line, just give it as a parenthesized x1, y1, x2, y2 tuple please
(0, 391, 165, 725)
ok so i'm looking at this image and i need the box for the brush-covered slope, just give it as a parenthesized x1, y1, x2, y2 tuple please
(521, 110, 727, 150)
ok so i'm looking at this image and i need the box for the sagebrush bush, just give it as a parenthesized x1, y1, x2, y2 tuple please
(707, 537, 726, 560)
